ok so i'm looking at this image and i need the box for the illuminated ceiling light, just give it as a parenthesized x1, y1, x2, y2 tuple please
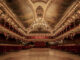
(27, 17, 53, 33)
(32, 17, 50, 30)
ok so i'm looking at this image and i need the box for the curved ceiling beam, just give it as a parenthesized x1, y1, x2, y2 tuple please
(27, 0, 36, 20)
(43, 0, 56, 20)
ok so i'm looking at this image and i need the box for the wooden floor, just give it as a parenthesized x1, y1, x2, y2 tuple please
(0, 48, 80, 60)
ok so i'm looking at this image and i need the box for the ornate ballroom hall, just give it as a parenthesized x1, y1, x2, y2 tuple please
(0, 0, 80, 60)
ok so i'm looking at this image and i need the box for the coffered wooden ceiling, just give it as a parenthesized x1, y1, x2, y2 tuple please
(5, 0, 75, 32)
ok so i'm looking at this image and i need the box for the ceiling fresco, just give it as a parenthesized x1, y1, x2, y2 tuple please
(5, 0, 76, 33)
